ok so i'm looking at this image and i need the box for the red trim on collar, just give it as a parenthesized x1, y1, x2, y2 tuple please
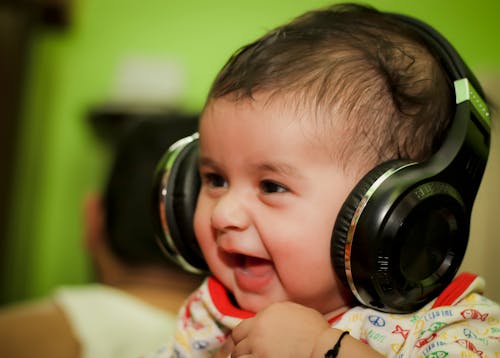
(207, 277, 255, 319)
(431, 272, 477, 308)
(327, 310, 347, 325)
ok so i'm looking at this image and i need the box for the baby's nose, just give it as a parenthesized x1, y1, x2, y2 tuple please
(210, 191, 250, 231)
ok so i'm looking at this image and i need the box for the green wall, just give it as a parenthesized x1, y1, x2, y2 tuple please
(3, 0, 500, 303)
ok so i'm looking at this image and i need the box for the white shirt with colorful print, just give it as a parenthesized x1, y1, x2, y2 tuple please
(142, 272, 500, 357)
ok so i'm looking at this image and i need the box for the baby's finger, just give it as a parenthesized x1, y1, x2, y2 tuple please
(231, 337, 252, 357)
(230, 317, 254, 344)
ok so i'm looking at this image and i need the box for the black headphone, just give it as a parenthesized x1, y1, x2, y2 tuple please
(152, 13, 491, 313)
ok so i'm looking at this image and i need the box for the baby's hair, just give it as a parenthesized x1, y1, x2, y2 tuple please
(207, 3, 453, 171)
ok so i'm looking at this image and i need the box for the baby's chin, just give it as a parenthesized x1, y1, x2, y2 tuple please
(233, 294, 279, 313)
(229, 283, 289, 313)
(229, 282, 348, 315)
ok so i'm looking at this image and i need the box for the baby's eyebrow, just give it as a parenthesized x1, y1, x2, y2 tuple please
(256, 162, 302, 178)
(198, 156, 303, 179)
(198, 156, 216, 167)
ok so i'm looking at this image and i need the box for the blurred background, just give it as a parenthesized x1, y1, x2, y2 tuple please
(1, 0, 499, 305)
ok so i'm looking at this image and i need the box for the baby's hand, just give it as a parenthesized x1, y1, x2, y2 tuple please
(228, 301, 330, 357)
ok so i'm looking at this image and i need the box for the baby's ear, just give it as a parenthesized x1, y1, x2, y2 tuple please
(82, 192, 106, 255)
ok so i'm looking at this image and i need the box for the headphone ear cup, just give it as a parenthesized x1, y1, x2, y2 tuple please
(333, 157, 471, 313)
(332, 160, 412, 288)
(153, 135, 208, 273)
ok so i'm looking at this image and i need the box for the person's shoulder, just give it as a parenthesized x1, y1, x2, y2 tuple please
(0, 298, 80, 358)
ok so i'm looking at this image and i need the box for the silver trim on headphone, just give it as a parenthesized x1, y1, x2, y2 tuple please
(343, 162, 417, 306)
(157, 132, 204, 274)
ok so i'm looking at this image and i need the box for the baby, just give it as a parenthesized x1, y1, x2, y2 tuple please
(149, 3, 499, 357)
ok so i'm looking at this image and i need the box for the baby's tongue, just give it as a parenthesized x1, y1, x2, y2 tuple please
(243, 256, 273, 276)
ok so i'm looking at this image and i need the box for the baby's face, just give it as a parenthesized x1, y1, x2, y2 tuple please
(194, 94, 359, 314)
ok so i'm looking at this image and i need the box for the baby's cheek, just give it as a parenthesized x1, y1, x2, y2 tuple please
(281, 251, 335, 291)
(193, 201, 209, 241)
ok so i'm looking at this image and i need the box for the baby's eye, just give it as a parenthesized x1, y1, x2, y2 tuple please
(260, 180, 288, 194)
(202, 173, 228, 189)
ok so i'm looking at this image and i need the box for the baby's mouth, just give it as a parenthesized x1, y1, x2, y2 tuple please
(240, 255, 273, 275)
(234, 255, 274, 291)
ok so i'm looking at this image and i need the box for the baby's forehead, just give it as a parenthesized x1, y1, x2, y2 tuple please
(201, 93, 357, 165)
(203, 91, 347, 130)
